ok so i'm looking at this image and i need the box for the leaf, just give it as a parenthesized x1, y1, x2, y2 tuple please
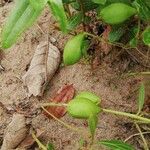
(137, 83, 145, 114)
(133, 0, 150, 21)
(142, 26, 150, 46)
(44, 84, 75, 118)
(71, 0, 99, 12)
(67, 13, 83, 31)
(48, 0, 68, 33)
(1, 114, 28, 150)
(62, 0, 75, 4)
(92, 0, 107, 5)
(29, 0, 48, 10)
(82, 0, 99, 12)
(129, 38, 138, 48)
(18, 129, 44, 149)
(99, 140, 134, 150)
(47, 143, 55, 150)
(2, 0, 44, 49)
(108, 25, 126, 43)
(88, 114, 98, 139)
(22, 41, 60, 97)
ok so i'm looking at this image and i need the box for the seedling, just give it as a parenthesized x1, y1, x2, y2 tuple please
(1, 0, 150, 65)
(41, 84, 150, 150)
(1, 0, 150, 149)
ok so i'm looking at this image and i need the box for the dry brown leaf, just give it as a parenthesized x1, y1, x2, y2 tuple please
(1, 114, 28, 150)
(18, 129, 44, 149)
(22, 41, 60, 97)
(101, 26, 112, 55)
(44, 84, 75, 118)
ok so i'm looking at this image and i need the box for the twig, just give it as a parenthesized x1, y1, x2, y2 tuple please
(124, 131, 150, 142)
(40, 102, 68, 107)
(32, 132, 47, 150)
(41, 106, 81, 133)
(135, 123, 149, 150)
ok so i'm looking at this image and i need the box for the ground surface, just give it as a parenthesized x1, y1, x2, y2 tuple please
(0, 2, 150, 150)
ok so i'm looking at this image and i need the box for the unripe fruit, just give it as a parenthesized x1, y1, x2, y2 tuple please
(63, 33, 85, 65)
(76, 91, 100, 104)
(67, 98, 100, 119)
(99, 3, 137, 25)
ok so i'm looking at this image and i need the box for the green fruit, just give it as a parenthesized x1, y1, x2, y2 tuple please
(2, 0, 45, 49)
(63, 33, 85, 65)
(99, 3, 137, 25)
(76, 91, 100, 104)
(67, 98, 100, 119)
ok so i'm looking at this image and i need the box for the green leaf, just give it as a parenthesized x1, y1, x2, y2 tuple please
(142, 26, 150, 46)
(67, 13, 83, 31)
(71, 0, 99, 12)
(133, 0, 150, 21)
(108, 26, 126, 43)
(129, 38, 138, 48)
(82, 0, 99, 11)
(29, 0, 48, 10)
(88, 114, 98, 139)
(128, 26, 138, 47)
(48, 0, 68, 33)
(137, 83, 145, 115)
(92, 0, 107, 5)
(47, 143, 55, 150)
(99, 140, 134, 150)
(62, 0, 75, 4)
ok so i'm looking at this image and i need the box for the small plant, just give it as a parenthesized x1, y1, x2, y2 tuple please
(40, 83, 150, 150)
(1, 0, 150, 66)
(1, 1, 150, 149)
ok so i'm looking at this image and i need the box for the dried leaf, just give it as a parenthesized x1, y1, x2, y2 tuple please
(44, 84, 75, 118)
(22, 41, 60, 97)
(101, 26, 112, 55)
(18, 129, 44, 149)
(1, 114, 28, 150)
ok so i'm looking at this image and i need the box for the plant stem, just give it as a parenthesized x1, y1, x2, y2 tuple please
(135, 123, 149, 150)
(84, 32, 131, 50)
(102, 108, 150, 123)
(124, 131, 150, 142)
(32, 132, 47, 150)
(41, 106, 81, 133)
(126, 72, 150, 77)
(78, 0, 86, 30)
(40, 103, 68, 107)
(136, 19, 141, 39)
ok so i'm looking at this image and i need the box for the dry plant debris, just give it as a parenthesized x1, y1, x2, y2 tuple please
(22, 41, 60, 97)
(1, 113, 28, 150)
(44, 84, 75, 118)
(18, 129, 44, 149)
(100, 25, 112, 55)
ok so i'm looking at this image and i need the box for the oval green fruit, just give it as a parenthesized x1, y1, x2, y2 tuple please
(76, 91, 100, 104)
(67, 98, 100, 119)
(63, 33, 85, 65)
(99, 3, 137, 25)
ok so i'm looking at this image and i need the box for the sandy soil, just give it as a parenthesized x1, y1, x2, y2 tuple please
(0, 2, 149, 150)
